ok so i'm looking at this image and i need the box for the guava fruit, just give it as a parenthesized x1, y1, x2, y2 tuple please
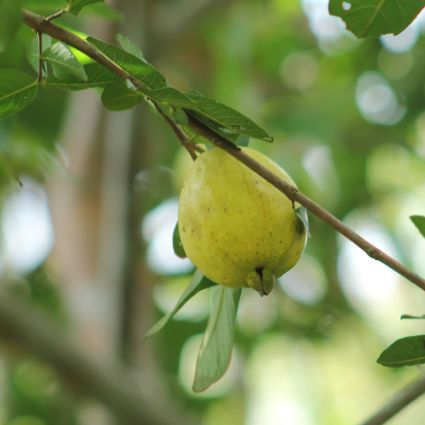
(178, 147, 307, 296)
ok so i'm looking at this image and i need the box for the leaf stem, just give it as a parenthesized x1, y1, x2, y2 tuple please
(45, 7, 66, 22)
(359, 373, 425, 425)
(21, 8, 425, 293)
(37, 31, 43, 82)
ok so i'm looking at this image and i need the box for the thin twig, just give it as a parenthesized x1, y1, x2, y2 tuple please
(21, 9, 425, 293)
(359, 373, 425, 425)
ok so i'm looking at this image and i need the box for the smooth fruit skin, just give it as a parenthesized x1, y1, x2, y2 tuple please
(178, 147, 307, 293)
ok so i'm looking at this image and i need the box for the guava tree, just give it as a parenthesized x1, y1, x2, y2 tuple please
(0, 1, 425, 424)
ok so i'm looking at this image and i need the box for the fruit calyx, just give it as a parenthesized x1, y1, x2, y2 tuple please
(245, 267, 276, 296)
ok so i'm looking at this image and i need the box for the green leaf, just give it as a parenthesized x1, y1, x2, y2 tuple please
(0, 0, 22, 52)
(173, 222, 187, 258)
(377, 335, 425, 367)
(186, 92, 273, 142)
(401, 314, 425, 320)
(66, 0, 104, 15)
(43, 63, 119, 90)
(295, 206, 310, 237)
(329, 0, 425, 38)
(193, 286, 241, 392)
(410, 215, 425, 238)
(44, 42, 88, 81)
(25, 34, 52, 74)
(116, 34, 145, 60)
(87, 37, 166, 89)
(145, 270, 215, 338)
(0, 70, 38, 119)
(145, 87, 272, 143)
(101, 81, 143, 111)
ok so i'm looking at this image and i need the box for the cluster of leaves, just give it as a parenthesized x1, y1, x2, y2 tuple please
(1, 0, 425, 393)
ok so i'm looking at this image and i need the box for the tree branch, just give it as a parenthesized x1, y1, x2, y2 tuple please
(21, 9, 425, 293)
(0, 290, 195, 425)
(359, 373, 425, 425)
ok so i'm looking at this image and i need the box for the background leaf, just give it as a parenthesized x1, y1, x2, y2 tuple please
(329, 0, 425, 38)
(0, 0, 22, 52)
(87, 37, 166, 89)
(145, 270, 215, 338)
(0, 70, 38, 118)
(377, 335, 425, 367)
(66, 0, 104, 15)
(401, 314, 425, 320)
(410, 215, 425, 238)
(192, 287, 241, 392)
(172, 222, 187, 258)
(44, 42, 88, 81)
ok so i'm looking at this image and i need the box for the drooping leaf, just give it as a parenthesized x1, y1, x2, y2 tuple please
(410, 215, 425, 238)
(0, 0, 22, 52)
(116, 33, 145, 60)
(101, 81, 143, 111)
(25, 34, 52, 74)
(145, 87, 272, 143)
(377, 335, 425, 367)
(145, 87, 196, 108)
(145, 270, 215, 338)
(329, 0, 425, 38)
(0, 70, 38, 118)
(186, 91, 273, 143)
(401, 314, 425, 320)
(43, 63, 119, 90)
(295, 206, 310, 237)
(173, 222, 187, 258)
(87, 37, 166, 89)
(66, 0, 104, 15)
(44, 42, 88, 81)
(193, 286, 241, 392)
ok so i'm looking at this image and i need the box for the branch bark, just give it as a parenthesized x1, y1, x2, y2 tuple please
(21, 9, 425, 294)
(359, 373, 425, 425)
(0, 290, 195, 425)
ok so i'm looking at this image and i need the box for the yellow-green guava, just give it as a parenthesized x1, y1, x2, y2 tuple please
(178, 147, 307, 296)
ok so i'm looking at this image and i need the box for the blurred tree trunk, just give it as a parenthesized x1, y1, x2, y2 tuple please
(47, 0, 203, 423)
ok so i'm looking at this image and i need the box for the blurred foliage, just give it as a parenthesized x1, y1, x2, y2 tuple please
(0, 0, 425, 424)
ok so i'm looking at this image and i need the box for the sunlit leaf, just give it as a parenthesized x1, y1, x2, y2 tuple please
(173, 222, 187, 258)
(0, 0, 22, 51)
(116, 33, 145, 60)
(87, 37, 166, 89)
(66, 0, 104, 15)
(0, 70, 38, 118)
(44, 42, 87, 81)
(193, 286, 241, 392)
(410, 215, 425, 238)
(377, 335, 425, 367)
(329, 0, 425, 38)
(43, 63, 119, 90)
(145, 270, 215, 338)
